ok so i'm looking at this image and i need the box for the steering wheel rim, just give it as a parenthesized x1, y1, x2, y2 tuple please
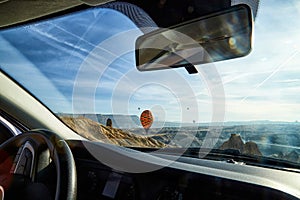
(0, 129, 77, 200)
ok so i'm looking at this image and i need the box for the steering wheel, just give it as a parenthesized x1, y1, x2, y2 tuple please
(0, 129, 77, 200)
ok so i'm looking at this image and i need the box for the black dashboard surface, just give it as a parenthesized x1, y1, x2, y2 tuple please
(67, 140, 300, 200)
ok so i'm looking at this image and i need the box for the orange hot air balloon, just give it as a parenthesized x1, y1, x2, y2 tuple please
(140, 110, 153, 131)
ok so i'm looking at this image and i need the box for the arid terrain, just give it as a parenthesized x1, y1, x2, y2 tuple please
(59, 114, 300, 163)
(60, 116, 166, 148)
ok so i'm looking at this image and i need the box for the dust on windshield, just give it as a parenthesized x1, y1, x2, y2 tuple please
(0, 1, 300, 164)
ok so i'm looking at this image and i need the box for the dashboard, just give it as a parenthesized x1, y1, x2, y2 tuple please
(68, 140, 300, 200)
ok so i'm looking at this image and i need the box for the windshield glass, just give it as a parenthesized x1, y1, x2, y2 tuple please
(0, 1, 300, 165)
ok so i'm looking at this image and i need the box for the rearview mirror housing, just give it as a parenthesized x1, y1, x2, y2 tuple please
(135, 4, 253, 72)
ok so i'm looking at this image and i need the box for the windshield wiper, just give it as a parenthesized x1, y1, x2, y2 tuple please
(131, 147, 300, 172)
(186, 148, 300, 170)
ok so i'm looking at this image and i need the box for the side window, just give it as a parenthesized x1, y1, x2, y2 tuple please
(0, 115, 21, 144)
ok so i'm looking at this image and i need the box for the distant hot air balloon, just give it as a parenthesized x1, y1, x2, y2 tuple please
(140, 110, 153, 133)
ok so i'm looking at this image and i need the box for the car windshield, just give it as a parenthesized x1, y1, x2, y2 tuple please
(0, 1, 300, 165)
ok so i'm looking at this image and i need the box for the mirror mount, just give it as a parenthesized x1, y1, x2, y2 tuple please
(185, 64, 198, 74)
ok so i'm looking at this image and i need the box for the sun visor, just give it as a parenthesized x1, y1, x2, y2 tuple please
(121, 0, 231, 27)
(0, 0, 114, 28)
(121, 0, 259, 28)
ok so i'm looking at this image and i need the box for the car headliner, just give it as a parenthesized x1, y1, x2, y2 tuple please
(0, 0, 259, 28)
(0, 0, 114, 28)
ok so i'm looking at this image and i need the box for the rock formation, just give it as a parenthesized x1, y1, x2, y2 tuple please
(60, 116, 166, 148)
(220, 134, 262, 156)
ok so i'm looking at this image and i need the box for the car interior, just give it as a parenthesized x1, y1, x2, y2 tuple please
(0, 0, 300, 200)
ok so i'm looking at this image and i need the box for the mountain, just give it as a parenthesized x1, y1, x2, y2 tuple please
(273, 150, 300, 163)
(60, 116, 166, 148)
(57, 113, 299, 128)
(286, 150, 300, 162)
(57, 113, 140, 128)
(219, 134, 262, 156)
(58, 114, 300, 162)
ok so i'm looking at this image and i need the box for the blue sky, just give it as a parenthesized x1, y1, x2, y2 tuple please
(0, 1, 300, 124)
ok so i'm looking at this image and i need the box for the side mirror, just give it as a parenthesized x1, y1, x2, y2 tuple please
(135, 4, 253, 72)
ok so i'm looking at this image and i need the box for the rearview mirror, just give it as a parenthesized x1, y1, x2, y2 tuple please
(135, 4, 253, 72)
